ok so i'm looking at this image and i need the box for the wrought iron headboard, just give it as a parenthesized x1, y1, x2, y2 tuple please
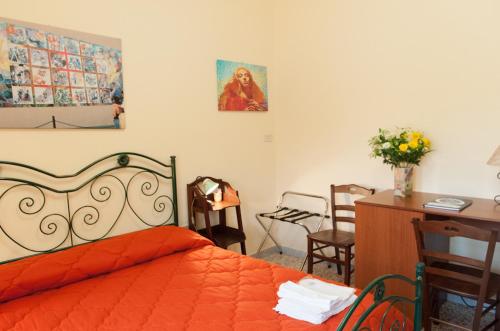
(0, 152, 178, 264)
(337, 262, 424, 331)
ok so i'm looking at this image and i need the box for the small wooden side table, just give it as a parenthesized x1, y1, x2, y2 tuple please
(187, 177, 246, 254)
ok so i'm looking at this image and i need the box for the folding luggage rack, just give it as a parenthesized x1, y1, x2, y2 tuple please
(255, 191, 330, 271)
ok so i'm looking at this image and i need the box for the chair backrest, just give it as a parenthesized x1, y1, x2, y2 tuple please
(412, 218, 498, 289)
(331, 184, 374, 228)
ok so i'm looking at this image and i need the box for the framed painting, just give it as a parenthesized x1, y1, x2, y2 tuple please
(0, 17, 124, 129)
(217, 59, 268, 112)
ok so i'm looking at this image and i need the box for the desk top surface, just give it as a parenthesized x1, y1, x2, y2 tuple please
(356, 190, 500, 224)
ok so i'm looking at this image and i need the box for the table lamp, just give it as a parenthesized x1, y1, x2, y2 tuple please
(487, 145, 500, 204)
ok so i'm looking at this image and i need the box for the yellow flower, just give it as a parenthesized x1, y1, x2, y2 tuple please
(422, 137, 430, 147)
(399, 143, 409, 152)
(408, 139, 419, 149)
(411, 132, 422, 140)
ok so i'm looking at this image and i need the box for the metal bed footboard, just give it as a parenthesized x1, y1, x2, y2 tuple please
(337, 263, 424, 331)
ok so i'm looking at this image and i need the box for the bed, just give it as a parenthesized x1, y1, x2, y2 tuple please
(0, 153, 417, 330)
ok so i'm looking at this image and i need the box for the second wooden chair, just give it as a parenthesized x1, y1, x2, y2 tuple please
(412, 218, 500, 331)
(307, 184, 374, 286)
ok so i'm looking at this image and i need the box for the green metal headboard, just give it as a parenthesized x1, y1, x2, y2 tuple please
(337, 262, 424, 331)
(0, 152, 178, 264)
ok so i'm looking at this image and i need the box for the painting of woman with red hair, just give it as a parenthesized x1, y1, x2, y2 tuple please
(217, 60, 268, 111)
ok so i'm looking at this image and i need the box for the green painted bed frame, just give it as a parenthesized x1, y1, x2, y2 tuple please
(0, 152, 178, 264)
(337, 262, 424, 331)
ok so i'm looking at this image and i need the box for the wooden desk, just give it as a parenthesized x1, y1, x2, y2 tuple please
(355, 190, 500, 311)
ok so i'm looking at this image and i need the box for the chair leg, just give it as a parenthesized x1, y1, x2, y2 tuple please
(219, 208, 227, 227)
(429, 287, 444, 323)
(335, 247, 342, 275)
(430, 289, 449, 330)
(495, 290, 500, 331)
(234, 206, 246, 255)
(203, 208, 214, 242)
(472, 297, 485, 331)
(422, 283, 432, 331)
(240, 241, 246, 255)
(307, 237, 313, 274)
(344, 246, 351, 286)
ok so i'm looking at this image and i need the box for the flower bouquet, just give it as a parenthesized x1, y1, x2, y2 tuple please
(369, 128, 431, 197)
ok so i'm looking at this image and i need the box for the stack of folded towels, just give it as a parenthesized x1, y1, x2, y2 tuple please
(274, 277, 357, 325)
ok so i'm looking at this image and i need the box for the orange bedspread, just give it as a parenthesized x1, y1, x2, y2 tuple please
(0, 226, 403, 330)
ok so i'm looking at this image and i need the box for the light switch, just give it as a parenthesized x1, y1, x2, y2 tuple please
(264, 134, 273, 142)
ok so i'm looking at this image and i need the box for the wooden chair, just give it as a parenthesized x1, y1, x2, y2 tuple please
(412, 218, 500, 331)
(307, 184, 374, 286)
(187, 176, 246, 254)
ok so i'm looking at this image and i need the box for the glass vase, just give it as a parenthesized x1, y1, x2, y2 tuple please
(394, 166, 414, 197)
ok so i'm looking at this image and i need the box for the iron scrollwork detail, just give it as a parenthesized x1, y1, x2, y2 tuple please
(337, 263, 424, 331)
(0, 184, 70, 253)
(126, 170, 174, 227)
(0, 152, 177, 262)
(70, 174, 127, 242)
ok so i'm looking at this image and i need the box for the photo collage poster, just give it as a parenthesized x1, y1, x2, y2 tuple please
(0, 18, 124, 128)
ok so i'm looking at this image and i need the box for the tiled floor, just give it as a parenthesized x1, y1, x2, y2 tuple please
(257, 251, 495, 330)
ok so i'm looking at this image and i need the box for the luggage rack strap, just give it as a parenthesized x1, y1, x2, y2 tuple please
(259, 207, 329, 224)
(258, 207, 295, 217)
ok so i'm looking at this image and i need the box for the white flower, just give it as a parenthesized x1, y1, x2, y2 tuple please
(382, 142, 391, 149)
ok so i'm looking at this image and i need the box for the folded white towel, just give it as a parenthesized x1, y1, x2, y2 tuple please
(277, 278, 356, 310)
(276, 295, 356, 315)
(298, 277, 355, 301)
(275, 278, 358, 324)
(274, 294, 357, 325)
(277, 281, 339, 311)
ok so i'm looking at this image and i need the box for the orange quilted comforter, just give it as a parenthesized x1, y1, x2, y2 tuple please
(0, 226, 404, 330)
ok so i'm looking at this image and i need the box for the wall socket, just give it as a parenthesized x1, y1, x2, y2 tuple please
(264, 134, 273, 142)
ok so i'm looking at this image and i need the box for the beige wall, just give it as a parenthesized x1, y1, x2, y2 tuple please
(0, 0, 276, 255)
(272, 1, 500, 270)
(2, 0, 499, 266)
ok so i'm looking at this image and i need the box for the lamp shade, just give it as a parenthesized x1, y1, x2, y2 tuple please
(197, 178, 219, 195)
(487, 146, 500, 166)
